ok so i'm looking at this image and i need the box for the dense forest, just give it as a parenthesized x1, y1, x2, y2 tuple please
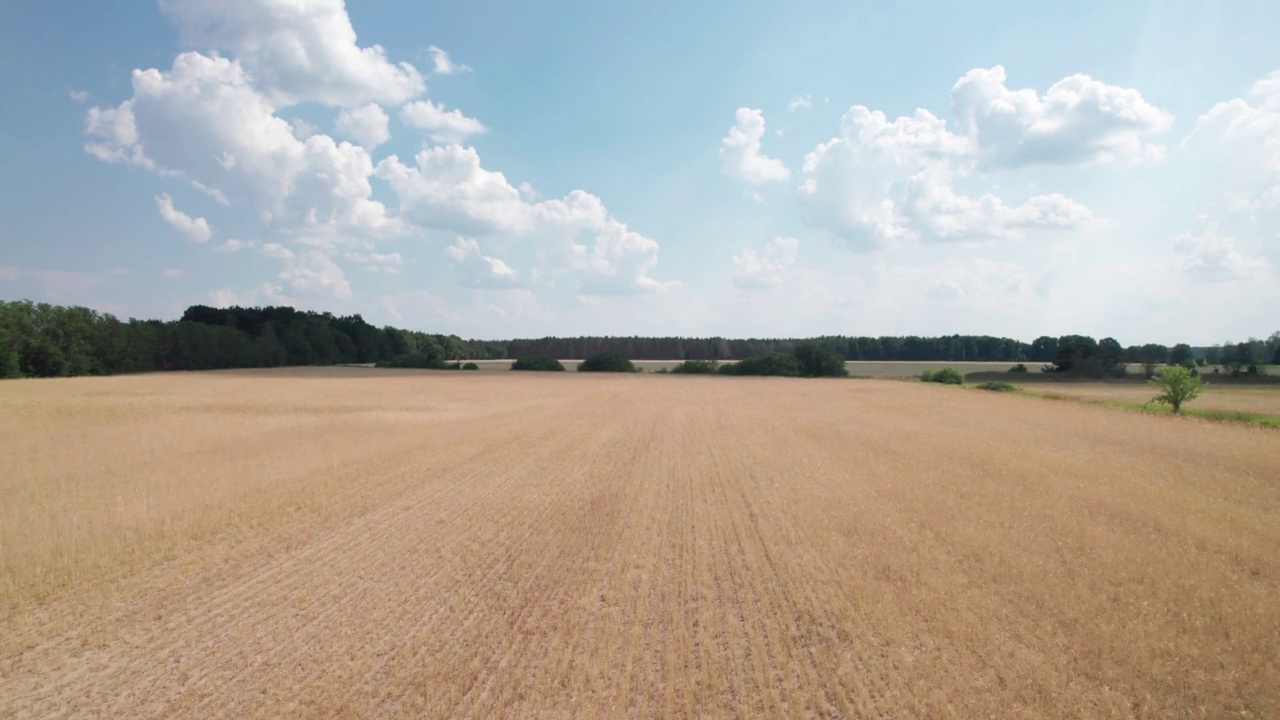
(1, 299, 1277, 379)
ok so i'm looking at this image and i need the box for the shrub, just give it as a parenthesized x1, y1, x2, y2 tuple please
(1009, 363, 1028, 373)
(377, 353, 449, 369)
(921, 367, 964, 385)
(670, 359, 717, 374)
(718, 353, 801, 377)
(793, 342, 849, 378)
(1149, 365, 1203, 413)
(577, 352, 636, 373)
(511, 356, 566, 372)
(976, 381, 1018, 392)
(462, 362, 480, 371)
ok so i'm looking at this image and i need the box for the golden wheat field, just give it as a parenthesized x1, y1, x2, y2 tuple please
(2, 368, 1279, 719)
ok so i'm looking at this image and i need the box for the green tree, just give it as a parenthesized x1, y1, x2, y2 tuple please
(1169, 343, 1194, 366)
(921, 367, 964, 385)
(718, 353, 801, 376)
(669, 359, 717, 374)
(578, 352, 636, 372)
(1149, 366, 1203, 414)
(792, 342, 848, 378)
(1204, 344, 1223, 366)
(1030, 336, 1059, 363)
(511, 356, 565, 371)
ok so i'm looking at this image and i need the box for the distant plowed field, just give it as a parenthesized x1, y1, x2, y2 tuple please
(2, 368, 1278, 718)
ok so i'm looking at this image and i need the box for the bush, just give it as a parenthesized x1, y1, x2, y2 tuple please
(718, 353, 801, 377)
(377, 353, 449, 369)
(577, 352, 636, 373)
(670, 359, 717, 374)
(921, 367, 964, 385)
(1009, 363, 1028, 373)
(793, 342, 849, 377)
(461, 362, 480, 371)
(511, 356, 566, 372)
(976, 381, 1018, 392)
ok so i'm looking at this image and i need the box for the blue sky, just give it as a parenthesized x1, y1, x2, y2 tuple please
(1, 1, 1277, 343)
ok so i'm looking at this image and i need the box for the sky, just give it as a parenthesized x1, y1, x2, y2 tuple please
(1, 1, 1278, 344)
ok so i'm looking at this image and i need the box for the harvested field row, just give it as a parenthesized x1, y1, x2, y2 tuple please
(2, 368, 1278, 718)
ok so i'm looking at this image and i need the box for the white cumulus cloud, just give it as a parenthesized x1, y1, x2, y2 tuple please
(800, 82, 1100, 248)
(427, 45, 470, 75)
(732, 237, 799, 289)
(214, 238, 255, 253)
(276, 249, 352, 299)
(334, 103, 390, 148)
(158, 0, 424, 106)
(85, 0, 674, 304)
(343, 251, 403, 274)
(155, 193, 212, 242)
(446, 238, 521, 288)
(720, 108, 790, 185)
(400, 100, 487, 144)
(87, 52, 400, 242)
(951, 65, 1173, 168)
(1173, 222, 1270, 282)
(788, 95, 812, 112)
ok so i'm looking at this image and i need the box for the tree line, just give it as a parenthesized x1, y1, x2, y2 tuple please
(1, 298, 1276, 379)
(0, 301, 503, 378)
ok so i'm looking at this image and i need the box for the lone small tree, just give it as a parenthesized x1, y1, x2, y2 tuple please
(1149, 365, 1202, 414)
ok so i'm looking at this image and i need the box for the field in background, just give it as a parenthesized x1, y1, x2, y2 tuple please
(1012, 380, 1280, 417)
(3, 368, 1279, 718)
(463, 359, 1030, 376)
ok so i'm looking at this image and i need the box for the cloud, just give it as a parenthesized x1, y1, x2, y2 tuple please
(69, 89, 90, 104)
(376, 145, 528, 235)
(209, 282, 291, 308)
(400, 100, 487, 144)
(158, 0, 424, 106)
(85, 0, 673, 303)
(343, 251, 403, 274)
(334, 103, 390, 148)
(155, 193, 212, 242)
(427, 45, 470, 75)
(87, 52, 400, 242)
(800, 96, 1093, 248)
(898, 165, 1093, 242)
(788, 95, 812, 112)
(732, 237, 799, 288)
(951, 65, 1173, 168)
(162, 268, 184, 280)
(84, 102, 146, 166)
(214, 238, 255, 253)
(1172, 222, 1270, 282)
(925, 278, 964, 300)
(260, 242, 295, 260)
(276, 249, 352, 299)
(1186, 71, 1280, 209)
(446, 238, 521, 288)
(571, 218, 679, 296)
(378, 147, 675, 294)
(719, 108, 791, 185)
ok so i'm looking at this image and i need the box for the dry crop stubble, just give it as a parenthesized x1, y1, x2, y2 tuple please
(1, 368, 1278, 718)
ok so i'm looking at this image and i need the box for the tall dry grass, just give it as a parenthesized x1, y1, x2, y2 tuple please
(2, 368, 1278, 718)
